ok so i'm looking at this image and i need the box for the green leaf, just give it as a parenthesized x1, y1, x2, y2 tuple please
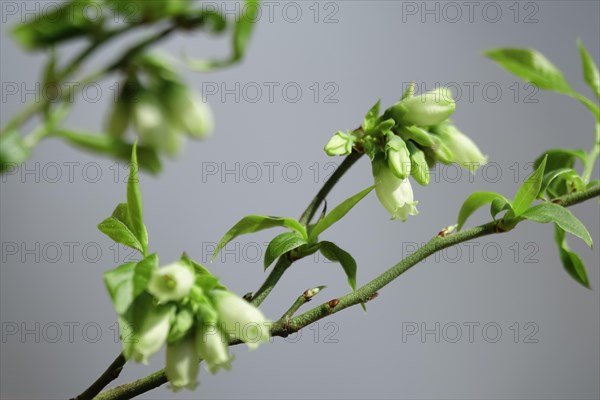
(212, 215, 306, 262)
(127, 141, 148, 255)
(0, 130, 30, 173)
(56, 130, 162, 174)
(512, 155, 547, 216)
(534, 149, 586, 173)
(372, 119, 396, 136)
(319, 241, 357, 291)
(187, 0, 259, 70)
(264, 232, 306, 270)
(490, 197, 512, 220)
(167, 306, 195, 343)
(180, 253, 226, 291)
(103, 253, 159, 316)
(134, 253, 158, 296)
(588, 179, 600, 189)
(363, 100, 381, 131)
(11, 0, 100, 50)
(485, 48, 572, 93)
(521, 203, 593, 247)
(308, 186, 374, 243)
(232, 0, 259, 61)
(577, 38, 600, 101)
(555, 225, 590, 289)
(457, 192, 511, 230)
(539, 168, 578, 199)
(401, 82, 416, 100)
(104, 263, 137, 316)
(98, 204, 144, 254)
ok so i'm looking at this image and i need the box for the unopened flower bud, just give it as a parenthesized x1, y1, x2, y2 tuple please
(304, 286, 325, 300)
(132, 89, 181, 155)
(386, 135, 411, 179)
(324, 131, 354, 156)
(195, 323, 232, 374)
(406, 141, 430, 186)
(148, 262, 195, 303)
(166, 334, 199, 391)
(131, 301, 173, 364)
(430, 123, 487, 170)
(372, 159, 419, 221)
(210, 290, 270, 350)
(384, 87, 455, 127)
(165, 83, 214, 139)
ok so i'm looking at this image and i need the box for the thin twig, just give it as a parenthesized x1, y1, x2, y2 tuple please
(71, 353, 126, 400)
(280, 286, 326, 323)
(250, 152, 364, 307)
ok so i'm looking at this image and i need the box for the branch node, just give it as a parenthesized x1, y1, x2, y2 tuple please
(327, 299, 340, 309)
(366, 292, 379, 302)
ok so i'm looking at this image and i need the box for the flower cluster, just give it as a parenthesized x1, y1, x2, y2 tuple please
(324, 85, 487, 221)
(112, 256, 269, 391)
(107, 53, 213, 156)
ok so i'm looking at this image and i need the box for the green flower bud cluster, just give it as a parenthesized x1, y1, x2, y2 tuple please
(118, 256, 269, 391)
(323, 85, 487, 221)
(107, 53, 214, 156)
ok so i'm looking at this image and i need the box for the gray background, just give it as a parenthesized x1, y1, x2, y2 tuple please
(1, 1, 599, 398)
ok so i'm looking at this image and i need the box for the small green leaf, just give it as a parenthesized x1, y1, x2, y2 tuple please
(512, 155, 547, 216)
(98, 204, 144, 254)
(167, 306, 195, 343)
(539, 168, 578, 199)
(187, 0, 259, 70)
(180, 253, 226, 291)
(533, 149, 585, 172)
(401, 82, 416, 100)
(264, 232, 306, 270)
(490, 197, 512, 220)
(57, 130, 162, 174)
(555, 225, 590, 289)
(212, 215, 306, 262)
(363, 99, 381, 131)
(457, 192, 511, 230)
(104, 263, 137, 315)
(587, 179, 600, 189)
(485, 48, 572, 93)
(372, 119, 396, 136)
(103, 253, 159, 316)
(232, 0, 259, 61)
(319, 241, 357, 291)
(180, 253, 211, 276)
(577, 38, 600, 101)
(521, 203, 593, 247)
(134, 253, 158, 296)
(308, 186, 374, 243)
(127, 141, 148, 255)
(11, 1, 99, 50)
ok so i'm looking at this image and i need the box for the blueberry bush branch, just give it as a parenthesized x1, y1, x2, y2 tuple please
(93, 184, 600, 400)
(3, 3, 599, 398)
(89, 40, 599, 399)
